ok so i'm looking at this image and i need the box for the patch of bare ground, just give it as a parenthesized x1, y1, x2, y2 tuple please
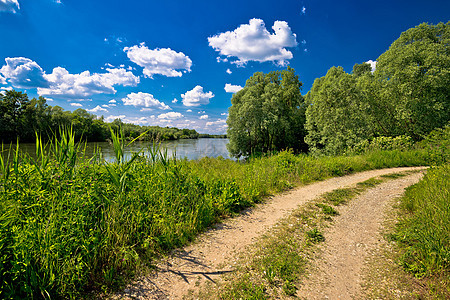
(109, 167, 426, 300)
(297, 171, 425, 299)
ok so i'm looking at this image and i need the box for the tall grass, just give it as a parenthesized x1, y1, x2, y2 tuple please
(394, 164, 450, 278)
(0, 130, 430, 299)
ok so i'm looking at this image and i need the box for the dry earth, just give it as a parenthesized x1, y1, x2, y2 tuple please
(297, 170, 425, 299)
(110, 167, 426, 300)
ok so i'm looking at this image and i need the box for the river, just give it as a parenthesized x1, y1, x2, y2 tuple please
(5, 138, 232, 162)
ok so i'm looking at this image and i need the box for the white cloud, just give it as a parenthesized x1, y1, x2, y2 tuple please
(208, 18, 298, 66)
(101, 104, 109, 108)
(158, 112, 183, 120)
(181, 85, 214, 107)
(221, 112, 228, 116)
(301, 6, 306, 14)
(70, 103, 83, 107)
(104, 115, 126, 122)
(186, 109, 192, 112)
(366, 60, 377, 73)
(38, 67, 139, 98)
(122, 92, 170, 110)
(206, 119, 227, 126)
(109, 99, 117, 103)
(224, 83, 243, 93)
(0, 74, 6, 85)
(87, 105, 108, 113)
(199, 114, 208, 120)
(226, 68, 232, 74)
(140, 108, 154, 112)
(0, 57, 49, 88)
(0, 0, 19, 13)
(172, 98, 178, 103)
(198, 110, 205, 114)
(124, 43, 192, 78)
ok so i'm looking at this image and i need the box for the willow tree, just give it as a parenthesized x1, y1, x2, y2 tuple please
(304, 66, 376, 155)
(226, 67, 307, 158)
(374, 21, 450, 140)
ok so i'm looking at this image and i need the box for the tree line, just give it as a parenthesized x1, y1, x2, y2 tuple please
(0, 90, 200, 143)
(227, 22, 449, 158)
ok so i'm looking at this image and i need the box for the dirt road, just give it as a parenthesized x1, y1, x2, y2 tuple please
(111, 166, 426, 299)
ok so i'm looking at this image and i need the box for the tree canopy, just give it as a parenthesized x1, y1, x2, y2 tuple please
(304, 22, 450, 155)
(227, 67, 307, 158)
(0, 90, 200, 143)
(374, 21, 450, 140)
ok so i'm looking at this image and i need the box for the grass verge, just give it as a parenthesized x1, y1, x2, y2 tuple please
(385, 164, 450, 298)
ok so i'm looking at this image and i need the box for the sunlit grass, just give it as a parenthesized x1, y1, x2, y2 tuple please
(0, 130, 430, 299)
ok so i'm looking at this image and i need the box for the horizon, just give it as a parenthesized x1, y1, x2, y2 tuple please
(0, 0, 449, 134)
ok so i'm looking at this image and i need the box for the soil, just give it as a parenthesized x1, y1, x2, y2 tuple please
(297, 170, 425, 299)
(110, 166, 426, 300)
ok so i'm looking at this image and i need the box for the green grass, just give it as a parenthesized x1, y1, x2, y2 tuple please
(392, 164, 450, 296)
(0, 130, 430, 299)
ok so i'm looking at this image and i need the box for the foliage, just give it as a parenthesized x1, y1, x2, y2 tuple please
(374, 22, 450, 140)
(348, 135, 414, 154)
(305, 22, 449, 155)
(394, 164, 450, 278)
(227, 67, 307, 158)
(305, 67, 376, 155)
(0, 129, 431, 298)
(0, 90, 200, 143)
(419, 123, 450, 165)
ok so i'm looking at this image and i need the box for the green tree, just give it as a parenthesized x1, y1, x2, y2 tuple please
(0, 90, 30, 142)
(305, 67, 375, 155)
(352, 62, 372, 77)
(227, 67, 307, 158)
(374, 22, 450, 140)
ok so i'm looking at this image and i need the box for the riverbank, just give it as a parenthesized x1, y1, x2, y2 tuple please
(0, 138, 430, 298)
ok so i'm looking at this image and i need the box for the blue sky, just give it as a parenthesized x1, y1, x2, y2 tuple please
(0, 0, 448, 134)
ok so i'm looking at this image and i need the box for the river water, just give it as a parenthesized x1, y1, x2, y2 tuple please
(5, 138, 232, 162)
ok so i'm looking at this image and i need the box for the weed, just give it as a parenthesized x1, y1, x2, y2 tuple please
(306, 228, 325, 243)
(323, 188, 357, 205)
(316, 203, 339, 216)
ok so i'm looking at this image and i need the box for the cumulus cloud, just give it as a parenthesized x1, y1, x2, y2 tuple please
(224, 83, 243, 93)
(109, 99, 117, 103)
(87, 105, 108, 113)
(366, 60, 377, 72)
(0, 0, 19, 13)
(0, 74, 6, 85)
(124, 43, 192, 78)
(158, 112, 183, 120)
(0, 57, 49, 88)
(122, 92, 170, 110)
(208, 18, 298, 66)
(226, 68, 232, 74)
(37, 67, 139, 99)
(172, 98, 178, 103)
(186, 109, 192, 112)
(199, 114, 208, 120)
(70, 103, 83, 107)
(221, 112, 228, 116)
(181, 85, 214, 107)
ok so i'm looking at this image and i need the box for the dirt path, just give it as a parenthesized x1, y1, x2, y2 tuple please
(111, 167, 426, 300)
(297, 171, 425, 299)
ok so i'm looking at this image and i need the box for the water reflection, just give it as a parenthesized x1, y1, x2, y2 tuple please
(6, 138, 232, 162)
